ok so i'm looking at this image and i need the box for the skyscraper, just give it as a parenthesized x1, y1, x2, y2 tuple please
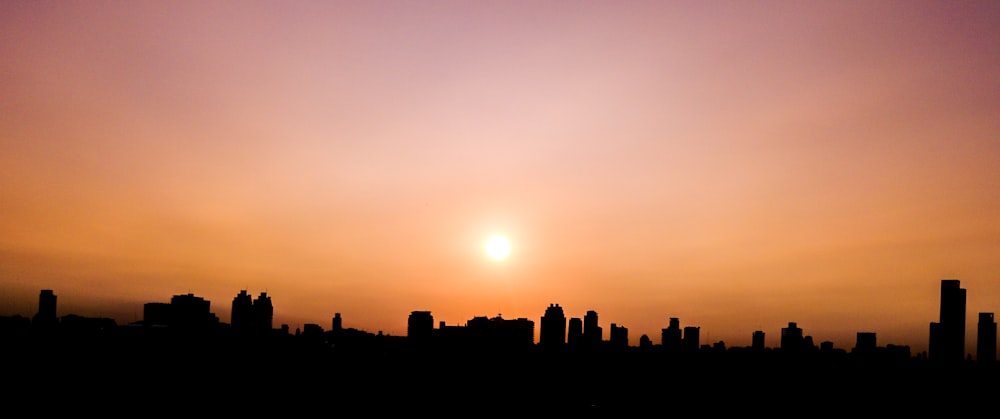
(780, 322, 804, 353)
(540, 303, 566, 347)
(929, 279, 966, 362)
(583, 310, 602, 345)
(231, 290, 273, 334)
(332, 313, 343, 333)
(661, 317, 681, 351)
(253, 292, 273, 331)
(567, 317, 583, 346)
(752, 330, 766, 351)
(33, 289, 58, 329)
(977, 312, 996, 364)
(683, 326, 700, 352)
(610, 323, 628, 348)
(854, 332, 877, 354)
(231, 290, 254, 332)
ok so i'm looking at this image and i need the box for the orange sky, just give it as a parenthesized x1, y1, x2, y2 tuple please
(1, 1, 998, 355)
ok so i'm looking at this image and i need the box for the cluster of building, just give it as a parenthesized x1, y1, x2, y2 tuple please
(1, 279, 996, 363)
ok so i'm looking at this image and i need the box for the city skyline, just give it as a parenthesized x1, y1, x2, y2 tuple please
(2, 2, 998, 359)
(7, 279, 997, 360)
(7, 285, 997, 415)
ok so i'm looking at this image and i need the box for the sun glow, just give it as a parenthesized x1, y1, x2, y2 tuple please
(485, 236, 511, 260)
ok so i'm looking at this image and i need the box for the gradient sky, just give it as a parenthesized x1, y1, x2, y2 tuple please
(2, 1, 998, 355)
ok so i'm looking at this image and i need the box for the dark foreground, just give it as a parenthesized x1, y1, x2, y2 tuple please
(4, 338, 998, 416)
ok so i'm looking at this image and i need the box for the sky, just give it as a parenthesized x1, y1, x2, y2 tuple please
(1, 1, 998, 355)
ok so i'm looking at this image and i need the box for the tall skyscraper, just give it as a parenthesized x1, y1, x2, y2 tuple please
(661, 317, 681, 350)
(332, 313, 343, 333)
(540, 303, 567, 347)
(231, 290, 273, 334)
(977, 312, 996, 364)
(253, 292, 273, 331)
(583, 310, 602, 345)
(610, 323, 628, 348)
(752, 330, 766, 351)
(683, 326, 700, 352)
(567, 317, 583, 346)
(33, 289, 58, 329)
(780, 322, 804, 353)
(231, 290, 254, 332)
(929, 279, 966, 362)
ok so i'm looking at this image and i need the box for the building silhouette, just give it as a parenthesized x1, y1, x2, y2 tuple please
(661, 317, 681, 351)
(752, 330, 765, 351)
(32, 289, 58, 330)
(9, 277, 998, 396)
(252, 292, 273, 331)
(143, 302, 171, 326)
(407, 311, 434, 342)
(610, 323, 628, 348)
(231, 290, 254, 332)
(142, 293, 220, 335)
(978, 312, 996, 363)
(929, 279, 966, 362)
(638, 334, 652, 349)
(540, 303, 566, 347)
(583, 310, 602, 346)
(683, 326, 700, 352)
(171, 293, 219, 332)
(567, 317, 583, 346)
(430, 314, 534, 351)
(854, 332, 877, 354)
(231, 290, 275, 335)
(465, 314, 535, 349)
(781, 322, 804, 353)
(332, 313, 343, 334)
(300, 323, 325, 340)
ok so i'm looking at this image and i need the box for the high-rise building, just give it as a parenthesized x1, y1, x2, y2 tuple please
(583, 310, 602, 345)
(752, 330, 766, 351)
(231, 290, 273, 334)
(540, 303, 567, 347)
(332, 313, 343, 333)
(567, 317, 583, 346)
(408, 311, 434, 341)
(610, 323, 628, 348)
(929, 279, 966, 362)
(231, 290, 254, 331)
(780, 322, 804, 353)
(683, 326, 700, 352)
(977, 312, 996, 364)
(253, 292, 273, 331)
(33, 289, 58, 329)
(661, 317, 681, 350)
(854, 332, 877, 354)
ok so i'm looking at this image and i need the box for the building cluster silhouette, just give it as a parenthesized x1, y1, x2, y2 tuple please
(1, 279, 996, 366)
(2, 279, 998, 414)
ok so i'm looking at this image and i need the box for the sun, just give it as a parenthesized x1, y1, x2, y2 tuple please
(485, 235, 511, 260)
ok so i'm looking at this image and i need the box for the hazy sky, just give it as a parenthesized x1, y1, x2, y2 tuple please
(2, 1, 998, 354)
